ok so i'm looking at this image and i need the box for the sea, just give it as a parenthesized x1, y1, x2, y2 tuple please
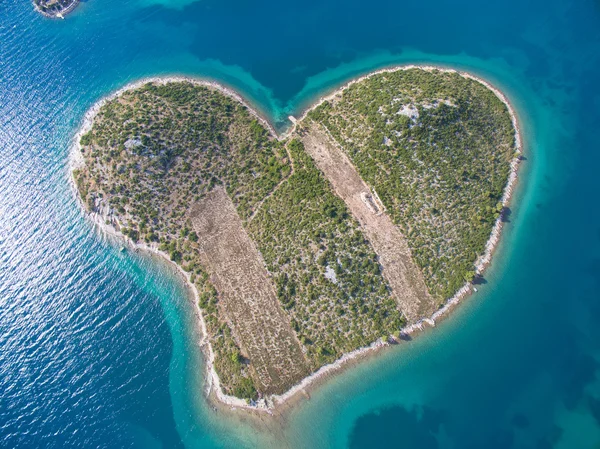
(1, 0, 600, 447)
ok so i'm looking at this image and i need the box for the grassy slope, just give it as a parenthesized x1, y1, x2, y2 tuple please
(308, 69, 515, 300)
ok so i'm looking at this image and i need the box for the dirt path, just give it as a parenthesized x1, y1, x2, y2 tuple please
(190, 188, 309, 394)
(300, 124, 435, 323)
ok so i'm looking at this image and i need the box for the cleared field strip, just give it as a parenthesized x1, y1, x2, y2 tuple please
(190, 188, 309, 394)
(301, 125, 435, 323)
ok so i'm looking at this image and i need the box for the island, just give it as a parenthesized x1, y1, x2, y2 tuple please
(71, 67, 521, 410)
(34, 0, 79, 18)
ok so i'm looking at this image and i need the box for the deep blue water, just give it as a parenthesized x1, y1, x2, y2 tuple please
(1, 0, 600, 447)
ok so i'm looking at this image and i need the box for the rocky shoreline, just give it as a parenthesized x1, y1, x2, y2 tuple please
(34, 0, 80, 19)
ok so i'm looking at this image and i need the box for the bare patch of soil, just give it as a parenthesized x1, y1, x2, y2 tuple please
(300, 124, 435, 322)
(190, 187, 310, 394)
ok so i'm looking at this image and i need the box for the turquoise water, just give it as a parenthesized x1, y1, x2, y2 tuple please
(1, 0, 599, 447)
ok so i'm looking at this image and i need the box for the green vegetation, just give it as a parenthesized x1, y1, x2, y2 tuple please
(248, 139, 403, 368)
(75, 81, 403, 398)
(74, 71, 516, 399)
(308, 69, 515, 300)
(75, 82, 289, 399)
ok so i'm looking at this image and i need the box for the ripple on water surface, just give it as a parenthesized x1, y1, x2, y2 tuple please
(2, 0, 600, 447)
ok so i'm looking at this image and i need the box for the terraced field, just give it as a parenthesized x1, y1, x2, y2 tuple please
(308, 69, 516, 300)
(190, 188, 309, 394)
(299, 124, 434, 322)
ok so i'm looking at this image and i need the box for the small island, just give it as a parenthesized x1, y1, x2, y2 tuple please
(71, 67, 521, 410)
(34, 0, 79, 18)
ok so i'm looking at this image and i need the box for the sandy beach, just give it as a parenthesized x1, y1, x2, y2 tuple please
(69, 65, 523, 415)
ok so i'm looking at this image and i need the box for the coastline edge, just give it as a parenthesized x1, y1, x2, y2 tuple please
(68, 65, 523, 414)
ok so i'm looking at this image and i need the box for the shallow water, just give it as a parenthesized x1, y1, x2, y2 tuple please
(1, 0, 600, 448)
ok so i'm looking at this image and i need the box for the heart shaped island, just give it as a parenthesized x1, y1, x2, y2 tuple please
(72, 67, 521, 410)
